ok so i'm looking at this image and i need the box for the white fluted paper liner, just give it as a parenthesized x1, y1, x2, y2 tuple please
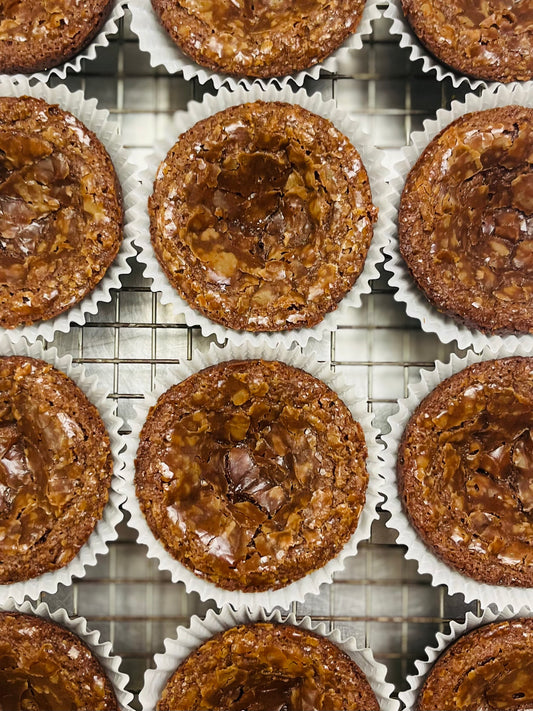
(129, 0, 380, 90)
(382, 341, 533, 611)
(399, 605, 533, 711)
(134, 83, 393, 349)
(0, 76, 137, 345)
(140, 605, 399, 711)
(383, 0, 487, 90)
(385, 82, 533, 352)
(121, 341, 382, 611)
(0, 335, 124, 605)
(1, 599, 134, 711)
(7, 0, 125, 84)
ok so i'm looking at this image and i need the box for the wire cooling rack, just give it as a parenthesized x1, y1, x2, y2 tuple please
(41, 6, 482, 707)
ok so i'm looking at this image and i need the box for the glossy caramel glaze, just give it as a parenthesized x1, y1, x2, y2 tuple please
(135, 360, 369, 592)
(399, 106, 533, 335)
(399, 357, 533, 587)
(150, 101, 376, 333)
(157, 623, 379, 711)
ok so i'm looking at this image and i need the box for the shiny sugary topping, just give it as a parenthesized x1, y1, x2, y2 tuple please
(150, 101, 377, 333)
(0, 612, 118, 711)
(418, 619, 533, 710)
(401, 0, 533, 82)
(135, 359, 369, 592)
(157, 623, 379, 711)
(399, 105, 533, 334)
(0, 95, 122, 328)
(0, 356, 113, 584)
(151, 0, 367, 77)
(399, 357, 533, 587)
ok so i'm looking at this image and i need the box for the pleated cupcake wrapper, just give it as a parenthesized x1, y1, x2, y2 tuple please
(384, 81, 533, 352)
(383, 0, 487, 90)
(7, 0, 126, 84)
(0, 76, 138, 345)
(1, 599, 134, 711)
(121, 341, 383, 611)
(399, 605, 533, 711)
(129, 0, 381, 90)
(140, 604, 399, 711)
(381, 341, 533, 612)
(134, 83, 393, 349)
(0, 335, 125, 605)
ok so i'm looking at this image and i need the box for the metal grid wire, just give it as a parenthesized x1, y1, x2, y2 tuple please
(40, 6, 483, 706)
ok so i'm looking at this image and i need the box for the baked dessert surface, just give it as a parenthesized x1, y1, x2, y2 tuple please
(0, 355, 114, 584)
(399, 105, 533, 335)
(417, 618, 533, 710)
(0, 611, 118, 711)
(0, 95, 123, 328)
(398, 357, 533, 587)
(0, 0, 114, 74)
(157, 622, 379, 711)
(135, 359, 369, 592)
(401, 0, 533, 82)
(151, 0, 367, 77)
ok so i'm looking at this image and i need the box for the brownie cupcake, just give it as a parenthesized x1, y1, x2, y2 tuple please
(399, 104, 533, 336)
(416, 618, 533, 710)
(0, 355, 114, 586)
(149, 0, 368, 78)
(0, 610, 119, 710)
(134, 358, 370, 594)
(149, 100, 377, 335)
(0, 95, 123, 330)
(398, 356, 533, 588)
(400, 0, 533, 83)
(0, 0, 115, 74)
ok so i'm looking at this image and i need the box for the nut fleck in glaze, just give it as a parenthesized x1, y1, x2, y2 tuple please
(150, 101, 376, 333)
(0, 356, 114, 584)
(135, 360, 369, 592)
(418, 619, 533, 710)
(0, 612, 118, 711)
(0, 0, 114, 74)
(151, 0, 367, 77)
(399, 357, 533, 587)
(399, 106, 533, 335)
(157, 623, 379, 711)
(401, 0, 533, 82)
(0, 96, 123, 329)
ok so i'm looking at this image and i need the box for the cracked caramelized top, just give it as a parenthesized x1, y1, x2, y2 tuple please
(0, 356, 113, 585)
(401, 0, 533, 82)
(399, 106, 533, 334)
(157, 623, 379, 711)
(135, 359, 369, 592)
(0, 0, 114, 74)
(149, 101, 376, 333)
(418, 619, 533, 710)
(399, 357, 533, 587)
(0, 612, 118, 711)
(151, 0, 367, 77)
(0, 96, 123, 329)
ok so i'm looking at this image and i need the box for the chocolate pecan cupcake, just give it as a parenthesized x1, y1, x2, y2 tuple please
(0, 0, 114, 74)
(157, 623, 379, 711)
(398, 356, 533, 587)
(417, 618, 533, 710)
(151, 0, 367, 78)
(149, 101, 377, 333)
(135, 359, 369, 592)
(399, 105, 533, 335)
(401, 0, 533, 83)
(0, 356, 114, 584)
(0, 611, 119, 711)
(0, 95, 123, 329)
